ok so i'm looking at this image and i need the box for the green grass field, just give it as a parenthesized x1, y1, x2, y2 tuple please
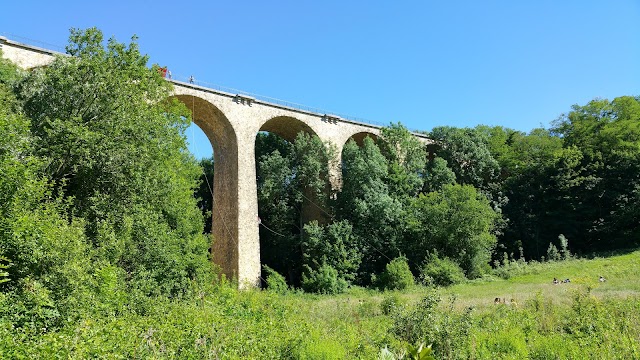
(3, 250, 639, 359)
(267, 249, 640, 359)
(444, 250, 640, 308)
(294, 249, 640, 312)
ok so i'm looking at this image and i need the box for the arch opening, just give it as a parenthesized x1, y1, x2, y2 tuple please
(348, 131, 379, 147)
(255, 116, 329, 287)
(258, 115, 318, 142)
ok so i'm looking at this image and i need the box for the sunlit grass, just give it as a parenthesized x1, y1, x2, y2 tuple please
(292, 249, 640, 313)
(445, 250, 640, 308)
(3, 249, 639, 358)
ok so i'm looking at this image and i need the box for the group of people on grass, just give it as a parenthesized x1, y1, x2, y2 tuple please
(552, 275, 606, 285)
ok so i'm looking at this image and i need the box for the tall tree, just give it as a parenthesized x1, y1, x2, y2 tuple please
(256, 132, 333, 285)
(378, 123, 427, 200)
(338, 137, 404, 282)
(481, 126, 567, 259)
(428, 126, 500, 192)
(422, 157, 456, 193)
(16, 28, 210, 296)
(0, 51, 93, 329)
(551, 96, 640, 251)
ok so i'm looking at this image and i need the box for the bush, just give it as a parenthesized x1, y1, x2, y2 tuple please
(558, 234, 571, 260)
(380, 294, 405, 315)
(263, 265, 288, 294)
(301, 264, 347, 294)
(302, 220, 361, 283)
(420, 256, 466, 287)
(377, 257, 415, 291)
(392, 292, 472, 359)
(547, 243, 561, 262)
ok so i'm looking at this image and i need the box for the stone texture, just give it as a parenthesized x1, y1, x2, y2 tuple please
(0, 37, 60, 69)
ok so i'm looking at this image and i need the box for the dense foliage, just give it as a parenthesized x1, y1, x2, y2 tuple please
(252, 96, 640, 292)
(254, 123, 500, 290)
(0, 28, 211, 334)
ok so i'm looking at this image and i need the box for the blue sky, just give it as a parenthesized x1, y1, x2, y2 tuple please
(3, 1, 639, 159)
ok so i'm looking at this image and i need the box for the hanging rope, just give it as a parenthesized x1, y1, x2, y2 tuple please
(258, 218, 288, 238)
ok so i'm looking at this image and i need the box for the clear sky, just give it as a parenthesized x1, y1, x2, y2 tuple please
(3, 1, 639, 159)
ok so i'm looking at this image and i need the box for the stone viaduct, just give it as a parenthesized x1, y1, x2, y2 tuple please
(1, 36, 431, 287)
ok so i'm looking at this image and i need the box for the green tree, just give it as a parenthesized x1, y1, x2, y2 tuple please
(378, 123, 427, 200)
(551, 96, 640, 251)
(405, 184, 499, 277)
(16, 28, 210, 296)
(428, 126, 500, 192)
(256, 132, 334, 286)
(338, 137, 404, 283)
(422, 157, 456, 193)
(290, 132, 334, 226)
(257, 140, 299, 283)
(0, 52, 94, 329)
(428, 126, 506, 241)
(485, 127, 566, 259)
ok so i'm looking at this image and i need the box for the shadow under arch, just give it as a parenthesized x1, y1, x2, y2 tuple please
(255, 115, 328, 286)
(347, 131, 379, 147)
(170, 94, 240, 281)
(258, 115, 319, 141)
(330, 131, 381, 191)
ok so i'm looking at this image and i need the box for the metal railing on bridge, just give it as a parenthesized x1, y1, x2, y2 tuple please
(167, 72, 389, 127)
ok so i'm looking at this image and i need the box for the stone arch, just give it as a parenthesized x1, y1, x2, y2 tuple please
(346, 131, 379, 147)
(258, 115, 319, 141)
(170, 94, 241, 282)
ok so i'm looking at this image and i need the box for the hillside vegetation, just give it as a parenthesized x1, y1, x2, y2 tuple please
(1, 28, 640, 358)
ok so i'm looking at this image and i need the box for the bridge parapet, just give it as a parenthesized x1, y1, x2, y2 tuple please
(0, 36, 64, 69)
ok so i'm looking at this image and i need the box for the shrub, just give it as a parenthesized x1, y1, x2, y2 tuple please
(491, 252, 532, 279)
(547, 243, 561, 262)
(558, 234, 571, 260)
(420, 256, 466, 287)
(301, 264, 347, 294)
(380, 294, 404, 315)
(263, 265, 288, 294)
(302, 220, 361, 283)
(391, 292, 472, 359)
(377, 257, 415, 291)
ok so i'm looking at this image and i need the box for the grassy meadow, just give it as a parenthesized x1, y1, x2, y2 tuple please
(443, 249, 640, 308)
(3, 250, 639, 359)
